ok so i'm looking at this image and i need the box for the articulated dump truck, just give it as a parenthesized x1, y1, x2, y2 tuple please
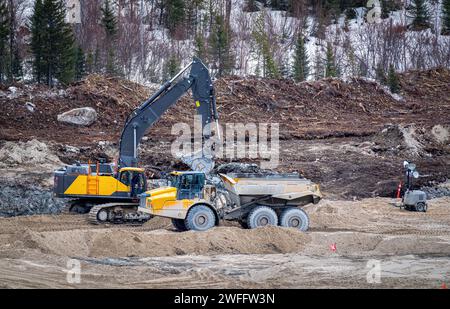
(138, 172, 322, 232)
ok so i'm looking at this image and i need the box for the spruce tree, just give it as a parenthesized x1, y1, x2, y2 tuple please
(387, 64, 400, 93)
(325, 42, 337, 78)
(30, 0, 76, 86)
(101, 0, 119, 75)
(166, 0, 185, 36)
(442, 0, 450, 35)
(86, 51, 94, 74)
(75, 46, 86, 80)
(252, 12, 279, 78)
(209, 14, 233, 77)
(381, 0, 399, 19)
(279, 57, 290, 78)
(163, 55, 180, 80)
(101, 0, 117, 38)
(408, 0, 431, 31)
(194, 34, 207, 63)
(313, 46, 324, 80)
(325, 0, 341, 24)
(375, 63, 386, 85)
(30, 0, 44, 83)
(11, 45, 22, 80)
(293, 35, 309, 82)
(245, 0, 259, 12)
(0, 0, 9, 83)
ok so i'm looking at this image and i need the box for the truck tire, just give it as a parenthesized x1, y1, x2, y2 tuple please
(172, 218, 188, 232)
(247, 206, 278, 229)
(185, 205, 216, 231)
(416, 202, 427, 213)
(279, 208, 309, 231)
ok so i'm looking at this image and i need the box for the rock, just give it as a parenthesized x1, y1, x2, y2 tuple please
(63, 145, 80, 154)
(57, 107, 97, 126)
(25, 102, 36, 113)
(7, 86, 20, 99)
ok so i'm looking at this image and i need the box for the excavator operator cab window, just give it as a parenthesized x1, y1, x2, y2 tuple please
(120, 171, 132, 186)
(177, 173, 206, 200)
(119, 170, 147, 197)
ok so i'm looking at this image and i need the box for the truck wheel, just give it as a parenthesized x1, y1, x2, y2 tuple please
(185, 205, 216, 231)
(247, 206, 278, 229)
(416, 202, 427, 213)
(279, 208, 309, 231)
(172, 218, 188, 232)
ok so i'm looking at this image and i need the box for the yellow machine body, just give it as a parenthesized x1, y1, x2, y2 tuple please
(140, 186, 198, 220)
(55, 167, 145, 199)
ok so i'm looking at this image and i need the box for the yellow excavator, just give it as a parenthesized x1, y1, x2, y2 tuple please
(53, 57, 219, 224)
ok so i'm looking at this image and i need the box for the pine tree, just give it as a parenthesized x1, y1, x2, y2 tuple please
(325, 42, 337, 78)
(101, 0, 117, 38)
(194, 34, 207, 63)
(30, 0, 44, 83)
(408, 0, 431, 31)
(163, 55, 180, 80)
(381, 0, 399, 19)
(279, 57, 290, 78)
(387, 64, 400, 93)
(7, 0, 21, 81)
(30, 0, 76, 86)
(375, 63, 386, 84)
(293, 35, 309, 82)
(106, 49, 119, 76)
(442, 0, 450, 35)
(252, 12, 279, 78)
(209, 14, 233, 77)
(0, 0, 9, 83)
(325, 0, 341, 24)
(313, 46, 324, 80)
(86, 51, 94, 74)
(11, 45, 21, 80)
(75, 46, 86, 80)
(101, 0, 119, 75)
(244, 0, 259, 12)
(166, 0, 185, 36)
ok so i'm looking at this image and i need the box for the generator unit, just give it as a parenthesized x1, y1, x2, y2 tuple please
(402, 161, 428, 212)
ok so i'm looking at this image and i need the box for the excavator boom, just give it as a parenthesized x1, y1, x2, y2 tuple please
(119, 57, 219, 168)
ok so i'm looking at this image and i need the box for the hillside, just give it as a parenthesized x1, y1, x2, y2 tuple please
(0, 68, 449, 207)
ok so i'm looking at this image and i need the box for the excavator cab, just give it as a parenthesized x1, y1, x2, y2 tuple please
(118, 168, 147, 197)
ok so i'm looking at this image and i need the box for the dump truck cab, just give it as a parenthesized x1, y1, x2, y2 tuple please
(169, 171, 207, 199)
(139, 171, 216, 220)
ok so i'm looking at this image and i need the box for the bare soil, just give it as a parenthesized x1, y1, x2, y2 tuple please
(0, 197, 448, 288)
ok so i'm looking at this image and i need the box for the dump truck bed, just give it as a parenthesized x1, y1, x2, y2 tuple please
(219, 173, 322, 208)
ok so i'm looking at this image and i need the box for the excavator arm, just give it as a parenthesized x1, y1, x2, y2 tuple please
(119, 57, 219, 169)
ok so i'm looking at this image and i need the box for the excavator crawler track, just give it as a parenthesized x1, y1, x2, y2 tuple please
(88, 203, 150, 225)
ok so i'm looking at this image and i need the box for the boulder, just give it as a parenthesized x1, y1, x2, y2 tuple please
(57, 107, 97, 126)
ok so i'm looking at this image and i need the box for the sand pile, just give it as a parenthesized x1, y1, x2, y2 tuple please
(10, 226, 311, 258)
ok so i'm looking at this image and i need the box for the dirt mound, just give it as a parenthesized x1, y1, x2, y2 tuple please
(0, 139, 62, 168)
(11, 226, 311, 258)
